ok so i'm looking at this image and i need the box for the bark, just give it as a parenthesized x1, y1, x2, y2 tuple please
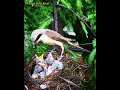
(52, 0, 58, 32)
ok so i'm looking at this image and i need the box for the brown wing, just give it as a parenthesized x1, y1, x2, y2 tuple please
(45, 30, 69, 43)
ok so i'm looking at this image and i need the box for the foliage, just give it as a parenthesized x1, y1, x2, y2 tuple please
(89, 38, 96, 64)
(36, 43, 48, 55)
(24, 0, 53, 62)
(24, 31, 33, 62)
(57, 0, 96, 34)
(85, 38, 96, 90)
(80, 21, 88, 38)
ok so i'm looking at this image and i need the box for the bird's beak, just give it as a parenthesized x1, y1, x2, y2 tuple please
(38, 62, 46, 67)
(32, 42, 37, 48)
(32, 41, 36, 48)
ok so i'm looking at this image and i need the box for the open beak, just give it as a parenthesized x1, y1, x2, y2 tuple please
(38, 62, 46, 67)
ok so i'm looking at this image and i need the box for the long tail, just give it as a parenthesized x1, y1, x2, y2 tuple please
(70, 47, 91, 53)
(66, 40, 91, 54)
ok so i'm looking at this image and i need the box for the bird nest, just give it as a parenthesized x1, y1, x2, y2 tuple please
(24, 48, 89, 90)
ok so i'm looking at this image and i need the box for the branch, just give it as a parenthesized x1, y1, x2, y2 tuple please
(24, 85, 29, 90)
(79, 43, 92, 46)
(52, 0, 58, 32)
(56, 4, 96, 37)
(58, 76, 80, 89)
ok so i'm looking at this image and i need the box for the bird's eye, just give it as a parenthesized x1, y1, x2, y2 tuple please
(43, 54, 47, 59)
(34, 34, 42, 43)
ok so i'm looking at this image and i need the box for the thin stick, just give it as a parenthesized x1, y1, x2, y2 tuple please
(56, 85, 60, 90)
(68, 85, 72, 90)
(79, 43, 92, 45)
(58, 76, 80, 88)
(25, 85, 29, 90)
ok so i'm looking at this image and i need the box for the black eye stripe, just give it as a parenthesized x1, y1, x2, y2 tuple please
(35, 34, 42, 43)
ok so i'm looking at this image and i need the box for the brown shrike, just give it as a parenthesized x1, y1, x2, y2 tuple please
(31, 29, 90, 60)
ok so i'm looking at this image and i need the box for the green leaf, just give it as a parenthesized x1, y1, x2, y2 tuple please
(88, 14, 94, 20)
(90, 16, 96, 26)
(38, 18, 53, 29)
(85, 0, 92, 4)
(24, 24, 29, 30)
(88, 47, 96, 64)
(57, 0, 60, 4)
(86, 13, 96, 21)
(59, 11, 67, 24)
(92, 25, 96, 31)
(64, 44, 69, 50)
(89, 64, 96, 80)
(69, 50, 78, 62)
(92, 38, 96, 48)
(66, 20, 73, 31)
(80, 21, 88, 38)
(76, 0, 83, 10)
(60, 0, 72, 9)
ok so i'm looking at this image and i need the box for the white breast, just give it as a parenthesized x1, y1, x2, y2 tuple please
(40, 35, 55, 45)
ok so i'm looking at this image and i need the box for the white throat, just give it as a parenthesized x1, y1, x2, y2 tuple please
(39, 35, 55, 45)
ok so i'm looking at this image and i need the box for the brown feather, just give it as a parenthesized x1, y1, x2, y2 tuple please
(43, 29, 90, 53)
(40, 29, 83, 48)
(44, 29, 69, 44)
(32, 29, 90, 53)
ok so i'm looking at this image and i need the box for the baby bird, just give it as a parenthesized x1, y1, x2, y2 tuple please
(33, 54, 48, 78)
(44, 48, 56, 65)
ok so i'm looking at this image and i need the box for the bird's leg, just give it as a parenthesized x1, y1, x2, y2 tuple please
(48, 45, 57, 53)
(52, 40, 64, 61)
(57, 46, 64, 61)
(50, 46, 56, 52)
(53, 45, 57, 50)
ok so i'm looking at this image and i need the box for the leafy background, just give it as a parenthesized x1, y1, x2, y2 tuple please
(24, 0, 96, 89)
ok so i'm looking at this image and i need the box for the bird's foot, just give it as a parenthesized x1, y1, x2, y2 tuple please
(50, 48, 56, 53)
(57, 55, 64, 61)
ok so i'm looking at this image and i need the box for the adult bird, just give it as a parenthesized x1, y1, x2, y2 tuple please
(31, 29, 91, 60)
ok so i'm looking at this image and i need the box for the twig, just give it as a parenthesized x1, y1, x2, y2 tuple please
(72, 66, 80, 75)
(56, 4, 96, 37)
(79, 43, 92, 46)
(56, 85, 60, 90)
(58, 76, 80, 88)
(68, 85, 72, 90)
(25, 85, 29, 90)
